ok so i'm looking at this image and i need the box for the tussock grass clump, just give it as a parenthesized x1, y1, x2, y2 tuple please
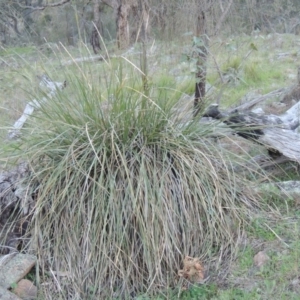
(222, 56, 242, 73)
(14, 61, 262, 299)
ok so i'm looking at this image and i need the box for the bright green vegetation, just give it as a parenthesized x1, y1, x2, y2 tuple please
(1, 33, 300, 299)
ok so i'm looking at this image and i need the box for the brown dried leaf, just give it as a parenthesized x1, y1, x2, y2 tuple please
(254, 251, 270, 267)
(178, 256, 205, 283)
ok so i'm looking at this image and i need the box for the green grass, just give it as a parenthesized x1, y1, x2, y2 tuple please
(219, 186, 300, 300)
(248, 218, 277, 240)
(0, 46, 35, 56)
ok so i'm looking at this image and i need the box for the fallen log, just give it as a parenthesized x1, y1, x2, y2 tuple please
(60, 49, 143, 67)
(61, 54, 106, 66)
(204, 101, 300, 162)
(260, 128, 300, 163)
(8, 74, 66, 140)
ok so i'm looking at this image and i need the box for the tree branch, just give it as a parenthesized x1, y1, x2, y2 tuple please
(213, 0, 234, 35)
(17, 0, 71, 11)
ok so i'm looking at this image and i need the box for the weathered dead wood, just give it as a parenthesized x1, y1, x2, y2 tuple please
(60, 51, 139, 67)
(259, 128, 300, 163)
(205, 102, 299, 131)
(0, 253, 36, 289)
(0, 285, 21, 300)
(61, 54, 107, 66)
(204, 100, 300, 162)
(0, 163, 32, 218)
(0, 163, 33, 254)
(8, 74, 66, 140)
(17, 0, 71, 10)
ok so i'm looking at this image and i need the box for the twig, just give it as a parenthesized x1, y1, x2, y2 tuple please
(214, 0, 234, 36)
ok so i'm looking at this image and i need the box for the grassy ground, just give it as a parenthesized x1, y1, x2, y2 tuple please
(1, 33, 300, 299)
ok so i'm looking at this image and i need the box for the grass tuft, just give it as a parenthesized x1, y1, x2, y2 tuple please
(6, 55, 264, 299)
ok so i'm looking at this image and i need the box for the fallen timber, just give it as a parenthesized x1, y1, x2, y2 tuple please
(7, 74, 66, 140)
(204, 101, 300, 163)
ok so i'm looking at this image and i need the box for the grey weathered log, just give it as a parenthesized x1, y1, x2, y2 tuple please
(60, 51, 135, 67)
(0, 253, 36, 289)
(8, 74, 66, 140)
(204, 101, 300, 162)
(0, 286, 22, 300)
(259, 128, 300, 163)
(0, 163, 32, 218)
(275, 181, 300, 197)
(0, 163, 33, 254)
(61, 54, 105, 66)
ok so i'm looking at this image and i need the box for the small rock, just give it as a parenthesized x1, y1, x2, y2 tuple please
(0, 286, 21, 300)
(254, 251, 270, 267)
(290, 277, 300, 292)
(291, 278, 300, 286)
(251, 107, 265, 114)
(13, 279, 37, 300)
(0, 254, 36, 289)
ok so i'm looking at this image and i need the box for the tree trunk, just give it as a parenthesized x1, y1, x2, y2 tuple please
(116, 1, 130, 49)
(101, 0, 132, 49)
(194, 9, 208, 116)
(90, 0, 102, 54)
